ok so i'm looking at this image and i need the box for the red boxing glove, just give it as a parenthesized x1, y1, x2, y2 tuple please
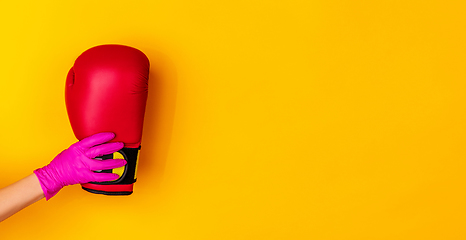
(65, 44, 149, 195)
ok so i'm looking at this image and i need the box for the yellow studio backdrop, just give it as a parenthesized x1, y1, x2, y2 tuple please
(1, 0, 466, 239)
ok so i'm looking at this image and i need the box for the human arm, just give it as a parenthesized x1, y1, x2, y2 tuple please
(0, 132, 126, 222)
(0, 174, 44, 222)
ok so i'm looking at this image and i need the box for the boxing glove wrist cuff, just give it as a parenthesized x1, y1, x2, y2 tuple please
(82, 183, 134, 195)
(81, 146, 140, 195)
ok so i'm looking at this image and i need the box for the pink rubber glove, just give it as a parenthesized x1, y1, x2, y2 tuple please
(34, 132, 126, 200)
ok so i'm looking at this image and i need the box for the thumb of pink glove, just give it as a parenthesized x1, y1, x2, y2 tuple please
(34, 132, 126, 200)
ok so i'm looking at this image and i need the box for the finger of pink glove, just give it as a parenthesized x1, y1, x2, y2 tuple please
(92, 172, 121, 182)
(78, 132, 116, 149)
(86, 142, 124, 158)
(86, 158, 127, 171)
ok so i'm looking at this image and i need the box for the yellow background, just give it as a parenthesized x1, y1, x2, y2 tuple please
(1, 0, 466, 239)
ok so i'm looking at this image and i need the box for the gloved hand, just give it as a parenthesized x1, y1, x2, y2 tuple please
(34, 132, 126, 200)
